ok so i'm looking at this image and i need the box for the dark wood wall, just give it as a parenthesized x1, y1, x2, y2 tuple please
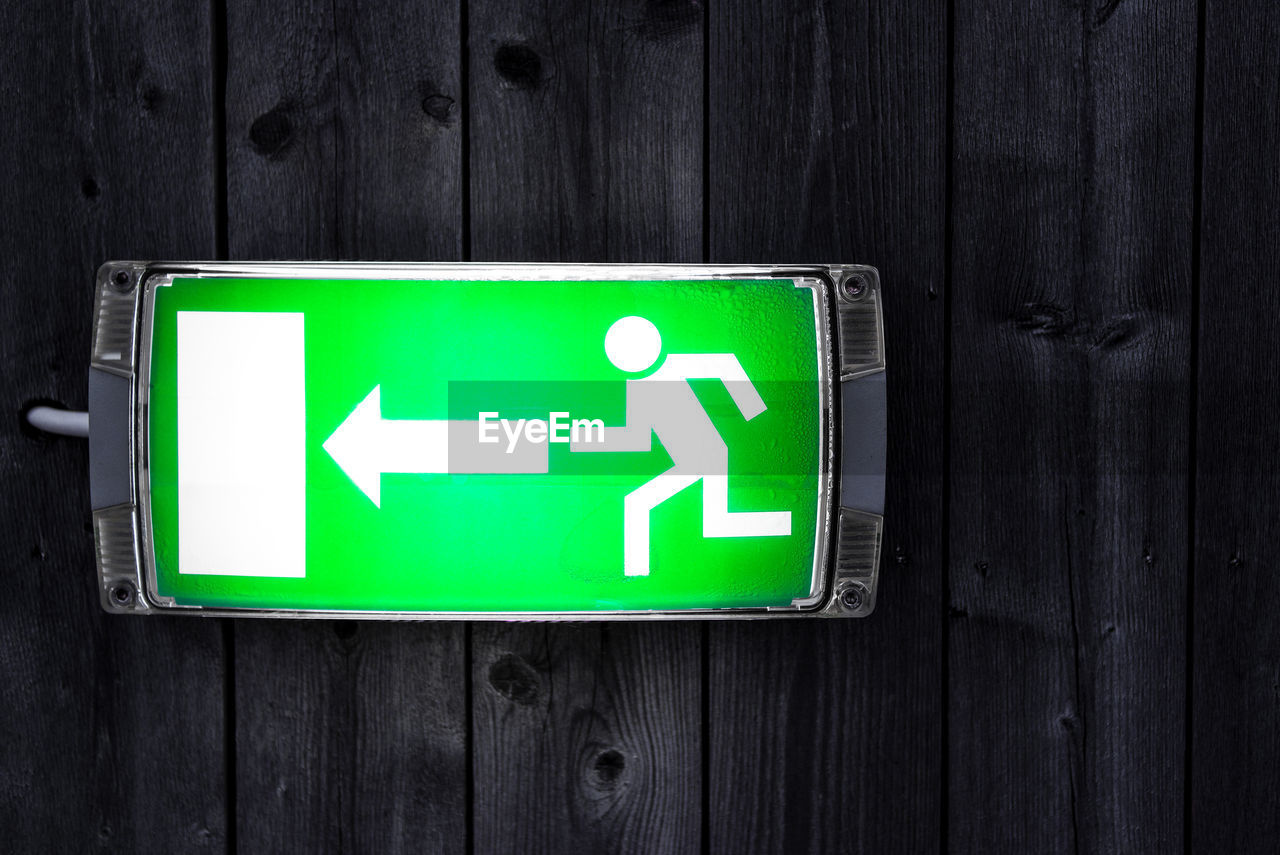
(1, 0, 1276, 852)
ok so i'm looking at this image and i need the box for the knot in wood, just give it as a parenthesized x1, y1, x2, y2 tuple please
(250, 104, 296, 158)
(591, 749, 626, 789)
(421, 93, 455, 123)
(489, 653, 540, 705)
(494, 44, 542, 90)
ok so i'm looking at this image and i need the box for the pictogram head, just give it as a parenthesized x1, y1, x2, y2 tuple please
(604, 316, 661, 373)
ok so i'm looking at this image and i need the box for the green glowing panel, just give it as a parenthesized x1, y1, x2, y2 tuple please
(146, 276, 824, 612)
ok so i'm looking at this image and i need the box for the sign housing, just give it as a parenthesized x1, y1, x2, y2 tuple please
(89, 263, 885, 619)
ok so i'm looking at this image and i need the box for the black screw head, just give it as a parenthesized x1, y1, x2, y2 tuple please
(110, 269, 134, 293)
(839, 583, 867, 611)
(109, 581, 136, 607)
(839, 273, 867, 302)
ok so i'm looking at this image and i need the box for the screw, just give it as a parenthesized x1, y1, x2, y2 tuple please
(109, 581, 136, 607)
(839, 583, 867, 611)
(839, 273, 867, 302)
(110, 269, 134, 293)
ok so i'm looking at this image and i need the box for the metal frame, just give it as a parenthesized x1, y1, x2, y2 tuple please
(90, 261, 884, 619)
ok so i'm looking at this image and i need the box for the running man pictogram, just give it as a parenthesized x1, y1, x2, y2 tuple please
(571, 316, 791, 576)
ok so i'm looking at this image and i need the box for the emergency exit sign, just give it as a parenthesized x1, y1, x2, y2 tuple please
(144, 274, 825, 613)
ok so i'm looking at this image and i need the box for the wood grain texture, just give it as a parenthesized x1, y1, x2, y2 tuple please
(0, 0, 224, 850)
(234, 622, 467, 853)
(467, 0, 703, 851)
(225, 1, 468, 851)
(472, 625, 700, 854)
(1193, 2, 1280, 851)
(706, 1, 946, 851)
(227, 0, 462, 260)
(948, 0, 1195, 850)
(468, 0, 701, 263)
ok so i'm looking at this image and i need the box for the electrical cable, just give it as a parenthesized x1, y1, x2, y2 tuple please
(26, 406, 89, 438)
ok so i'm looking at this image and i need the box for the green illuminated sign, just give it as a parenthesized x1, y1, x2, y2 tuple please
(143, 275, 825, 613)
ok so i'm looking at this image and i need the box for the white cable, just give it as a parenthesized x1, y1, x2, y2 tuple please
(26, 406, 89, 438)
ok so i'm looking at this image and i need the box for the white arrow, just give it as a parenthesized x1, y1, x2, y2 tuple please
(322, 386, 445, 507)
(322, 385, 548, 508)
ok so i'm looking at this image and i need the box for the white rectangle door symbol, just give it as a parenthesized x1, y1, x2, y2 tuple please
(176, 311, 306, 577)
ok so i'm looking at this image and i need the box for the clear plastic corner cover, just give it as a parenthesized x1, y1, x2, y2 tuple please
(89, 262, 885, 619)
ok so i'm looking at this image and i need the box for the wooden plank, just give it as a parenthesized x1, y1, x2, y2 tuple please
(472, 625, 701, 854)
(948, 0, 1195, 850)
(467, 0, 702, 851)
(233, 622, 467, 852)
(706, 2, 946, 852)
(226, 0, 462, 260)
(0, 0, 224, 850)
(468, 0, 700, 262)
(224, 1, 467, 851)
(1193, 3, 1280, 851)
